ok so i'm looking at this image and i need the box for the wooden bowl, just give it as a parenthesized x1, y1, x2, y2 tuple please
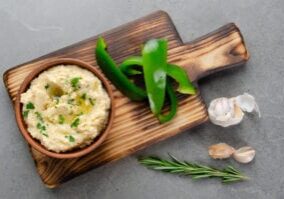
(15, 58, 115, 159)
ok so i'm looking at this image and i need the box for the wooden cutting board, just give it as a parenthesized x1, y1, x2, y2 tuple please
(3, 11, 249, 188)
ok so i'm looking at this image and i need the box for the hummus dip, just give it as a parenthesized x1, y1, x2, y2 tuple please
(21, 65, 111, 153)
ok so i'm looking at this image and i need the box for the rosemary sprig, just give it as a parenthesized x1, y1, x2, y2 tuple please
(138, 155, 249, 184)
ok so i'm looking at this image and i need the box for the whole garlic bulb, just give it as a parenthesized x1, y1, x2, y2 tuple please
(233, 146, 256, 164)
(208, 98, 244, 127)
(208, 143, 235, 159)
(208, 93, 260, 127)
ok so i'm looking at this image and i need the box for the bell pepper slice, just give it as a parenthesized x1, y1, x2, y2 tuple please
(157, 80, 178, 123)
(142, 39, 168, 115)
(119, 57, 196, 95)
(167, 64, 196, 94)
(119, 56, 143, 76)
(120, 64, 177, 124)
(95, 37, 147, 101)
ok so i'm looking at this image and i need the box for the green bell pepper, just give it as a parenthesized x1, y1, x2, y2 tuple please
(157, 80, 178, 123)
(142, 39, 168, 115)
(119, 58, 196, 95)
(119, 56, 143, 76)
(96, 37, 195, 124)
(120, 63, 177, 124)
(95, 37, 147, 101)
(167, 64, 196, 94)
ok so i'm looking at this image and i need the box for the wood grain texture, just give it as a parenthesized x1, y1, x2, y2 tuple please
(3, 11, 249, 188)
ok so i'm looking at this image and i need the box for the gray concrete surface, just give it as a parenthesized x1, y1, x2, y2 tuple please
(0, 0, 283, 198)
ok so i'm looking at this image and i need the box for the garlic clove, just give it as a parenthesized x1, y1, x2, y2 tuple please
(235, 93, 261, 117)
(208, 97, 244, 127)
(208, 143, 235, 159)
(233, 146, 256, 164)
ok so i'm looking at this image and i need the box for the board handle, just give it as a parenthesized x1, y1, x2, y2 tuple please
(168, 23, 249, 82)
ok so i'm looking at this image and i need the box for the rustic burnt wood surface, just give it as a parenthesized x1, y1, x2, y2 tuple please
(3, 11, 249, 188)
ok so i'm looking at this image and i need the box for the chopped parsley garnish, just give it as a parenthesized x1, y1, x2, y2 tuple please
(81, 93, 87, 100)
(58, 115, 65, 124)
(42, 133, 48, 137)
(35, 111, 43, 122)
(67, 98, 74, 104)
(36, 123, 46, 131)
(23, 110, 29, 118)
(26, 102, 35, 110)
(36, 122, 47, 136)
(71, 118, 80, 128)
(89, 98, 95, 106)
(65, 135, 75, 142)
(44, 84, 50, 90)
(70, 77, 82, 90)
(55, 97, 60, 104)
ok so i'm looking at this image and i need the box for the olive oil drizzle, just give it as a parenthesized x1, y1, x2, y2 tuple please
(44, 78, 95, 126)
